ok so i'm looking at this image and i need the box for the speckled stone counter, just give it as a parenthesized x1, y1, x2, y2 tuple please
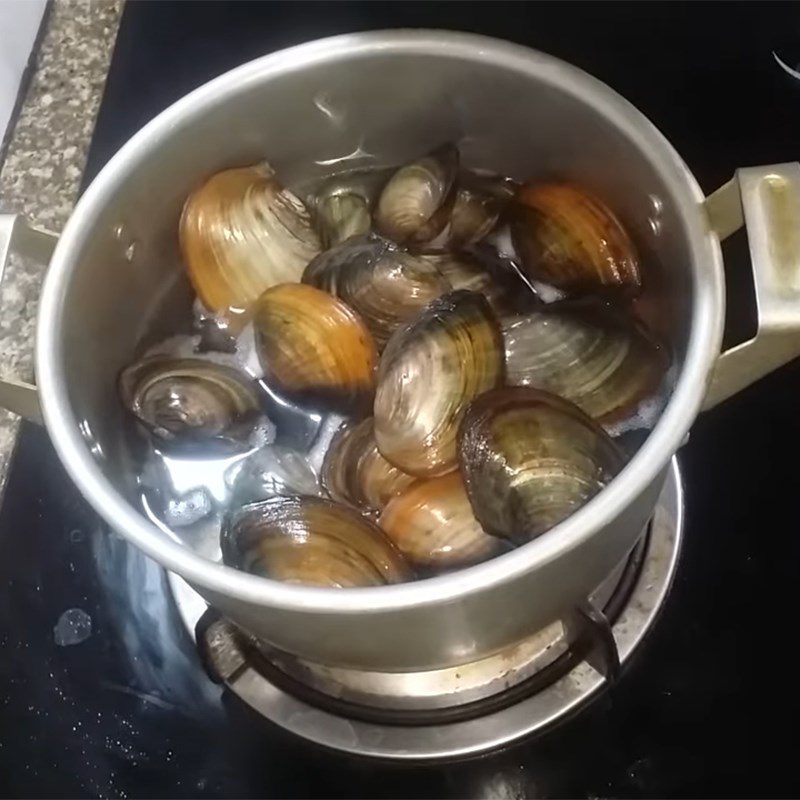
(0, 0, 122, 492)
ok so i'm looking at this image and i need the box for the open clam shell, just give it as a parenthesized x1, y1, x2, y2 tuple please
(254, 283, 378, 415)
(374, 290, 504, 477)
(374, 144, 459, 245)
(379, 472, 508, 570)
(221, 496, 410, 587)
(180, 164, 321, 320)
(119, 355, 261, 447)
(322, 418, 416, 513)
(511, 182, 641, 296)
(303, 235, 450, 348)
(458, 387, 625, 545)
(501, 303, 669, 423)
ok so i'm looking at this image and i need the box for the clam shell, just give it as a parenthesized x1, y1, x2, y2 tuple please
(254, 283, 378, 415)
(321, 417, 416, 513)
(420, 251, 510, 312)
(374, 290, 504, 477)
(502, 304, 669, 423)
(379, 472, 507, 570)
(180, 164, 321, 320)
(446, 171, 515, 248)
(458, 387, 625, 544)
(511, 182, 641, 296)
(303, 235, 450, 348)
(312, 175, 372, 249)
(119, 356, 261, 447)
(221, 496, 410, 587)
(374, 144, 459, 245)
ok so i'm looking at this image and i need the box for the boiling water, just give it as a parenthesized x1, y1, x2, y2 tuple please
(130, 166, 675, 561)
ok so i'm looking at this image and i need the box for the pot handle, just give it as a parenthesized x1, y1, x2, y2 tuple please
(0, 214, 58, 424)
(703, 162, 800, 409)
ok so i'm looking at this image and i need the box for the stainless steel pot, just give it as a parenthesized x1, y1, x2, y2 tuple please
(1, 31, 799, 671)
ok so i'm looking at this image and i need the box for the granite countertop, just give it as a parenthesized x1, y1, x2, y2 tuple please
(0, 0, 122, 492)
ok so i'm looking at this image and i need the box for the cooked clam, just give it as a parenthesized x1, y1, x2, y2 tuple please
(511, 182, 641, 295)
(180, 164, 321, 320)
(374, 144, 459, 245)
(374, 290, 504, 477)
(502, 304, 669, 422)
(379, 472, 507, 569)
(322, 418, 416, 513)
(119, 356, 261, 446)
(458, 387, 624, 544)
(254, 283, 378, 415)
(303, 235, 450, 348)
(220, 496, 410, 587)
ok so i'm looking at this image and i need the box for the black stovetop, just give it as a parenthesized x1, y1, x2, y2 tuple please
(3, 3, 800, 797)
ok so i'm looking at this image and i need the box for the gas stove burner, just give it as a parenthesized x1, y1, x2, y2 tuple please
(168, 458, 682, 760)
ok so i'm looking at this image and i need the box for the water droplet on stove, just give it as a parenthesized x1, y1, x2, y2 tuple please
(53, 608, 92, 646)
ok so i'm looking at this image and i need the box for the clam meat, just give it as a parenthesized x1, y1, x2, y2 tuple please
(379, 472, 507, 569)
(254, 283, 378, 415)
(502, 304, 669, 423)
(374, 290, 504, 477)
(119, 355, 262, 447)
(374, 144, 459, 245)
(180, 164, 321, 321)
(322, 417, 416, 513)
(221, 496, 410, 587)
(511, 182, 641, 296)
(458, 387, 625, 544)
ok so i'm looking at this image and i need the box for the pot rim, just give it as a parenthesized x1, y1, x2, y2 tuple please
(36, 29, 723, 615)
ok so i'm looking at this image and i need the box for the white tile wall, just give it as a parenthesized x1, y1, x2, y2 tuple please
(0, 0, 46, 147)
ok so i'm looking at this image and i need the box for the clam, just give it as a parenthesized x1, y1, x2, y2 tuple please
(303, 235, 450, 348)
(420, 250, 519, 313)
(374, 290, 504, 477)
(379, 472, 508, 570)
(446, 171, 516, 248)
(221, 496, 410, 587)
(312, 176, 372, 248)
(502, 304, 669, 423)
(374, 144, 459, 245)
(322, 418, 416, 513)
(180, 164, 321, 321)
(466, 242, 543, 312)
(511, 182, 641, 296)
(458, 387, 625, 545)
(119, 356, 261, 447)
(254, 283, 378, 415)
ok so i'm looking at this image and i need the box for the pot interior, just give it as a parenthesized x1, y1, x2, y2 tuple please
(52, 36, 697, 570)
